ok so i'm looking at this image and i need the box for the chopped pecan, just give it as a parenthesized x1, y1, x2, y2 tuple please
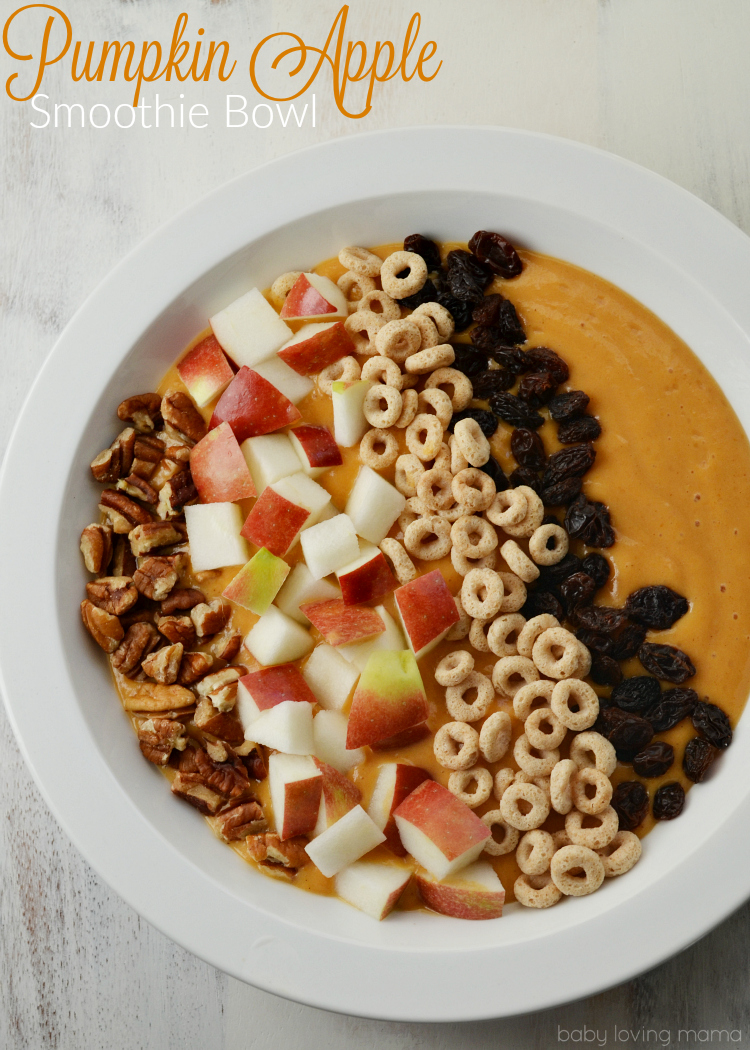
(118, 672, 195, 712)
(85, 576, 139, 616)
(211, 629, 243, 663)
(80, 522, 113, 574)
(158, 614, 196, 647)
(130, 435, 165, 479)
(117, 393, 162, 433)
(165, 551, 188, 576)
(81, 599, 123, 653)
(133, 556, 179, 601)
(161, 390, 207, 444)
(137, 717, 187, 766)
(191, 598, 232, 638)
(89, 428, 135, 483)
(111, 621, 159, 674)
(216, 801, 266, 841)
(129, 521, 184, 556)
(193, 569, 222, 584)
(246, 833, 308, 874)
(164, 444, 191, 464)
(178, 651, 214, 684)
(160, 587, 205, 614)
(206, 684, 237, 712)
(192, 697, 245, 742)
(116, 474, 158, 505)
(111, 535, 137, 577)
(206, 740, 229, 763)
(142, 642, 184, 684)
(179, 744, 251, 800)
(99, 488, 153, 532)
(236, 742, 267, 780)
(171, 773, 224, 814)
(195, 666, 241, 697)
(157, 469, 197, 521)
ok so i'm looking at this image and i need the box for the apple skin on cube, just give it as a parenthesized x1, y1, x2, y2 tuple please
(222, 547, 289, 615)
(370, 723, 431, 752)
(240, 433, 301, 495)
(394, 569, 461, 659)
(280, 273, 348, 321)
(252, 354, 314, 405)
(184, 502, 249, 572)
(302, 644, 359, 710)
(268, 753, 322, 840)
(415, 863, 505, 920)
(301, 598, 385, 648)
(367, 763, 432, 857)
(177, 335, 234, 407)
(346, 649, 429, 750)
(393, 780, 491, 880)
(310, 758, 362, 837)
(304, 805, 386, 878)
(276, 563, 340, 625)
(244, 605, 313, 666)
(240, 487, 310, 557)
(273, 472, 332, 527)
(209, 366, 301, 443)
(337, 605, 406, 671)
(337, 543, 398, 605)
(248, 698, 314, 754)
(344, 466, 406, 545)
(278, 321, 356, 375)
(335, 861, 412, 921)
(289, 424, 343, 478)
(190, 422, 256, 504)
(299, 514, 360, 580)
(313, 709, 365, 773)
(210, 288, 292, 368)
(236, 663, 316, 732)
(331, 379, 371, 448)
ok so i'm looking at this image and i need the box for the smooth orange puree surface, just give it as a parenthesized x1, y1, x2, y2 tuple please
(129, 245, 750, 907)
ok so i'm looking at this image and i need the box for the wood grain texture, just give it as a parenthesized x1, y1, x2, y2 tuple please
(1, 1, 750, 1046)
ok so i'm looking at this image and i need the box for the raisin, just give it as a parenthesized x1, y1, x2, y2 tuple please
(436, 291, 474, 332)
(559, 572, 597, 610)
(638, 643, 695, 684)
(400, 277, 439, 310)
(536, 553, 583, 589)
(611, 676, 661, 714)
(524, 347, 569, 384)
(596, 707, 653, 761)
(448, 408, 497, 438)
(624, 586, 689, 630)
(581, 553, 610, 589)
(468, 230, 523, 278)
(632, 741, 674, 778)
(558, 416, 602, 444)
(590, 651, 623, 687)
(518, 371, 558, 408)
(479, 456, 510, 491)
(521, 590, 563, 620)
(511, 428, 547, 471)
(445, 249, 493, 302)
(403, 234, 442, 271)
(471, 293, 506, 327)
(472, 300, 525, 347)
(544, 444, 597, 482)
(549, 390, 590, 421)
(509, 467, 543, 495)
(575, 605, 627, 634)
(609, 623, 647, 661)
(564, 493, 615, 548)
(472, 369, 515, 397)
(611, 781, 649, 831)
(576, 628, 614, 656)
(540, 475, 583, 506)
(452, 344, 489, 378)
(691, 701, 732, 750)
(683, 736, 718, 782)
(647, 688, 698, 732)
(490, 392, 544, 429)
(653, 782, 685, 820)
(491, 348, 532, 374)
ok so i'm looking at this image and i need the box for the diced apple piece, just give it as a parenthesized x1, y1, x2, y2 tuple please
(273, 472, 332, 527)
(240, 433, 301, 495)
(311, 759, 362, 837)
(240, 487, 309, 558)
(331, 379, 371, 448)
(344, 466, 406, 545)
(184, 502, 249, 572)
(280, 273, 347, 321)
(393, 781, 491, 880)
(222, 548, 289, 615)
(394, 569, 461, 659)
(190, 422, 256, 504)
(313, 710, 365, 773)
(289, 424, 343, 478)
(337, 606, 406, 672)
(268, 753, 322, 840)
(248, 699, 314, 755)
(210, 288, 292, 368)
(337, 543, 397, 606)
(304, 805, 385, 878)
(276, 563, 340, 625)
(177, 335, 234, 407)
(252, 355, 314, 405)
(335, 861, 412, 921)
(370, 723, 431, 752)
(209, 366, 301, 443)
(244, 605, 313, 666)
(302, 644, 359, 711)
(415, 863, 505, 920)
(367, 763, 432, 857)
(299, 515, 359, 580)
(302, 598, 385, 648)
(346, 650, 428, 750)
(278, 321, 356, 375)
(236, 664, 316, 732)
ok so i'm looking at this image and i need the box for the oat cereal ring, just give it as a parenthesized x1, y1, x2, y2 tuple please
(451, 515, 498, 558)
(597, 831, 642, 877)
(516, 830, 555, 876)
(495, 572, 526, 613)
(572, 641, 592, 679)
(430, 442, 452, 472)
(550, 844, 605, 897)
(569, 731, 617, 777)
(479, 711, 512, 763)
(404, 515, 452, 561)
(448, 766, 493, 808)
(405, 413, 444, 461)
(317, 355, 361, 395)
(433, 721, 480, 771)
(361, 355, 403, 389)
(501, 486, 545, 539)
(550, 759, 577, 815)
(435, 649, 474, 687)
(448, 434, 470, 474)
(565, 806, 619, 850)
(552, 829, 572, 850)
(517, 614, 560, 659)
(518, 772, 552, 799)
(460, 568, 504, 620)
(403, 344, 456, 375)
(514, 871, 563, 909)
(524, 705, 567, 750)
(452, 468, 496, 514)
(380, 251, 428, 299)
(356, 290, 401, 322)
(481, 809, 520, 856)
(438, 500, 468, 524)
(417, 467, 455, 511)
(378, 538, 416, 586)
(397, 505, 420, 535)
(493, 768, 515, 801)
(337, 270, 377, 309)
(417, 387, 453, 429)
(445, 671, 495, 722)
(394, 387, 419, 428)
(514, 733, 559, 777)
(446, 595, 471, 641)
(344, 310, 385, 355)
(500, 539, 541, 584)
(359, 428, 399, 470)
(375, 319, 422, 363)
(491, 655, 539, 699)
(532, 627, 582, 680)
(364, 384, 402, 429)
(338, 245, 383, 277)
(551, 678, 600, 731)
(487, 613, 526, 658)
(529, 524, 569, 566)
(412, 301, 455, 341)
(451, 548, 498, 577)
(486, 488, 528, 527)
(500, 781, 550, 832)
(513, 679, 555, 721)
(408, 311, 440, 350)
(571, 767, 613, 816)
(425, 368, 473, 412)
(453, 417, 491, 467)
(269, 271, 302, 309)
(469, 617, 492, 653)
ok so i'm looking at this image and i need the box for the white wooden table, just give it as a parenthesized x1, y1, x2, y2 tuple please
(2, 2, 749, 1045)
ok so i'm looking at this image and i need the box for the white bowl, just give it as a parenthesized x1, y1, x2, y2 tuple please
(2, 127, 750, 1022)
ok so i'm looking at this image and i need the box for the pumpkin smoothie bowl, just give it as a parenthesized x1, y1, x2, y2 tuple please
(77, 229, 750, 922)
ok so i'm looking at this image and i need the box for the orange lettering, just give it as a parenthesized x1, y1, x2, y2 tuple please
(3, 4, 72, 101)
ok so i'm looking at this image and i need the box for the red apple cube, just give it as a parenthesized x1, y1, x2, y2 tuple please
(209, 366, 300, 443)
(268, 753, 322, 840)
(394, 570, 461, 659)
(393, 781, 491, 880)
(189, 422, 256, 504)
(370, 723, 431, 752)
(367, 763, 432, 857)
(222, 547, 289, 614)
(278, 321, 356, 375)
(311, 758, 362, 837)
(240, 486, 311, 557)
(304, 805, 385, 877)
(301, 599, 385, 648)
(236, 663, 317, 729)
(280, 273, 347, 321)
(415, 863, 505, 920)
(346, 650, 428, 750)
(177, 335, 234, 407)
(289, 424, 343, 478)
(336, 543, 397, 606)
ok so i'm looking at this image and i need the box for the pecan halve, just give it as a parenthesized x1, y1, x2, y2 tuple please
(85, 576, 139, 616)
(195, 666, 241, 698)
(129, 521, 184, 556)
(81, 599, 123, 653)
(116, 474, 158, 505)
(142, 642, 184, 685)
(111, 535, 137, 577)
(80, 522, 113, 574)
(100, 488, 153, 532)
(164, 444, 191, 464)
(211, 629, 243, 663)
(137, 717, 187, 766)
(170, 773, 224, 814)
(178, 651, 214, 684)
(161, 390, 206, 444)
(246, 833, 308, 872)
(111, 621, 159, 674)
(160, 587, 205, 615)
(133, 556, 179, 601)
(157, 614, 196, 647)
(191, 598, 232, 638)
(216, 801, 266, 841)
(157, 469, 198, 521)
(118, 393, 162, 433)
(89, 428, 135, 483)
(192, 697, 245, 742)
(131, 435, 165, 480)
